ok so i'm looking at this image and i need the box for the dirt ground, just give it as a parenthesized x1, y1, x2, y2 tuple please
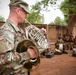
(31, 50, 76, 75)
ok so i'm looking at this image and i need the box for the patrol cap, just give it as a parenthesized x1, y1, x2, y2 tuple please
(9, 0, 30, 14)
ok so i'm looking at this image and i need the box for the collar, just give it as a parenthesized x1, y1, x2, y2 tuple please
(6, 19, 19, 32)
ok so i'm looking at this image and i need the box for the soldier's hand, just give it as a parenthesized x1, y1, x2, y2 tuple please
(20, 51, 31, 63)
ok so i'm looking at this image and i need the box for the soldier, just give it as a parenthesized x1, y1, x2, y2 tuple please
(73, 36, 76, 44)
(0, 0, 38, 75)
(55, 37, 66, 54)
(73, 36, 76, 49)
(72, 36, 76, 56)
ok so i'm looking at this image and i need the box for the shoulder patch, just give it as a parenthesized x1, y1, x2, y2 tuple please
(0, 36, 4, 40)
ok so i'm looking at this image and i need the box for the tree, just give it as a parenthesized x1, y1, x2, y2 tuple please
(26, 0, 59, 24)
(50, 16, 67, 26)
(60, 0, 76, 14)
(0, 15, 5, 21)
(31, 0, 57, 11)
(26, 10, 44, 24)
(60, 0, 76, 35)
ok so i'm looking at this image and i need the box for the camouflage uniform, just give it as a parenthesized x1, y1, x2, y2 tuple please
(0, 19, 30, 75)
(0, 0, 41, 75)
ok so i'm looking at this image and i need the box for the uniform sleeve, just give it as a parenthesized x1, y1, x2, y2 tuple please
(2, 29, 15, 51)
(0, 26, 31, 67)
(0, 27, 19, 66)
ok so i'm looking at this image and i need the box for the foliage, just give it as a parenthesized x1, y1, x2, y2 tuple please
(26, 11, 44, 24)
(60, 0, 76, 24)
(27, 0, 61, 24)
(60, 0, 76, 14)
(0, 15, 5, 21)
(50, 16, 67, 26)
(31, 0, 57, 11)
(26, 0, 70, 24)
(60, 0, 69, 15)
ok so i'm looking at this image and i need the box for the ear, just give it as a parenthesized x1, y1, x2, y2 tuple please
(15, 8, 20, 15)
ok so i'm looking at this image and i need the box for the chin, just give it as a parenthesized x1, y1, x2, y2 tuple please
(20, 20, 24, 23)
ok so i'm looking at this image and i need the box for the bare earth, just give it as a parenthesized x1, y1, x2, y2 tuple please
(31, 50, 76, 75)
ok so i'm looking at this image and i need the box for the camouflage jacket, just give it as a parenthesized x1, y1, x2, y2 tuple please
(0, 19, 26, 52)
(0, 19, 29, 75)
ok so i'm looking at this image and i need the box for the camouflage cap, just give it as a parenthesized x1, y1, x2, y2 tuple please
(9, 0, 30, 14)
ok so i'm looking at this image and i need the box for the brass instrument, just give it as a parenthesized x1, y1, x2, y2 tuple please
(25, 19, 48, 53)
(16, 19, 48, 71)
(16, 39, 40, 71)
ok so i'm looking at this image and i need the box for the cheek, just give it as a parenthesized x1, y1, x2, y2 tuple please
(20, 14, 25, 21)
(25, 14, 27, 18)
(22, 13, 27, 19)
